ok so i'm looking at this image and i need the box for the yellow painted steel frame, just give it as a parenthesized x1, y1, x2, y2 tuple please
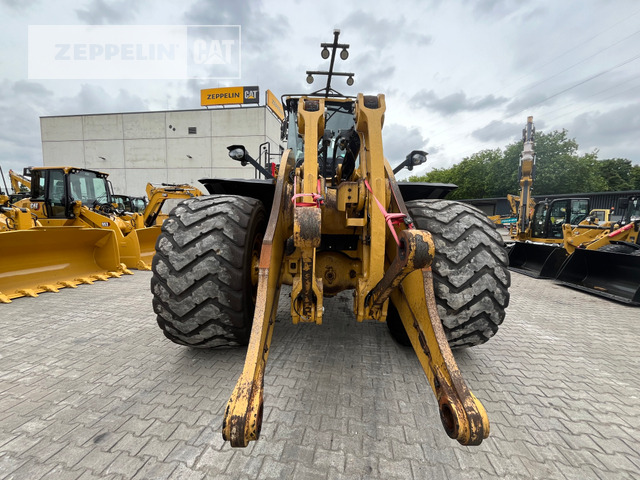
(390, 269, 489, 444)
(354, 94, 387, 322)
(382, 161, 489, 444)
(562, 221, 639, 252)
(0, 201, 40, 231)
(223, 93, 490, 448)
(223, 150, 295, 447)
(290, 98, 325, 324)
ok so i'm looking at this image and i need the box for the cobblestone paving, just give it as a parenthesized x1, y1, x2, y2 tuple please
(1, 271, 639, 479)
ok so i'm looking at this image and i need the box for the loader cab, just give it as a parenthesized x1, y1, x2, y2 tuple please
(531, 198, 589, 239)
(618, 196, 640, 224)
(284, 97, 359, 182)
(112, 194, 147, 213)
(30, 167, 112, 219)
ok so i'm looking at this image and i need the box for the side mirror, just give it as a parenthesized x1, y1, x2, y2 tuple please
(392, 150, 428, 175)
(228, 145, 249, 166)
(227, 145, 273, 179)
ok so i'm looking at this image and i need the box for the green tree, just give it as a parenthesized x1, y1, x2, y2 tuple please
(632, 165, 640, 190)
(410, 128, 630, 197)
(597, 158, 634, 191)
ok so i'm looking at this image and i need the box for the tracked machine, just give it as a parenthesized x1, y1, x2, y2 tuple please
(151, 31, 510, 447)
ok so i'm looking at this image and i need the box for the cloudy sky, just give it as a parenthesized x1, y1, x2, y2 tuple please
(0, 0, 639, 187)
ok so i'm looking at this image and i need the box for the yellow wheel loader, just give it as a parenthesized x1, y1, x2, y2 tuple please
(151, 31, 510, 447)
(504, 117, 639, 303)
(0, 192, 125, 303)
(15, 166, 152, 270)
(554, 196, 640, 305)
(508, 196, 591, 278)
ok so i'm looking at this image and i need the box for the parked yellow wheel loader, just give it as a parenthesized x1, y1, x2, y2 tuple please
(505, 118, 640, 304)
(14, 166, 152, 270)
(151, 31, 510, 447)
(0, 192, 125, 303)
(508, 195, 591, 278)
(554, 196, 640, 305)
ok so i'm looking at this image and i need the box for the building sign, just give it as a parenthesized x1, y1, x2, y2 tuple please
(266, 89, 284, 121)
(201, 86, 259, 106)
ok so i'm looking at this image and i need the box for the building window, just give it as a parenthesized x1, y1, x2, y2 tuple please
(188, 127, 197, 134)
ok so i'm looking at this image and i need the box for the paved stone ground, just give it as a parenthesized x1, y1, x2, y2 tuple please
(1, 270, 639, 479)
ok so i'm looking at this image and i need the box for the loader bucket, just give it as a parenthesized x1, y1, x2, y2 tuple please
(136, 226, 162, 268)
(555, 249, 640, 305)
(508, 242, 568, 279)
(0, 226, 123, 302)
(116, 229, 150, 271)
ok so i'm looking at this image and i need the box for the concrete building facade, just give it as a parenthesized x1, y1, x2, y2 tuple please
(40, 106, 283, 195)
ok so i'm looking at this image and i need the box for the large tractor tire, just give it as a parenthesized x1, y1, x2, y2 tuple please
(387, 199, 510, 348)
(151, 195, 266, 348)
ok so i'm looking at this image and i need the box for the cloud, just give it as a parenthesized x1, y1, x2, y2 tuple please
(464, 0, 529, 18)
(76, 0, 143, 24)
(1, 0, 39, 12)
(565, 103, 640, 164)
(11, 80, 53, 97)
(339, 11, 433, 50)
(348, 51, 396, 94)
(382, 123, 431, 169)
(471, 119, 522, 142)
(183, 1, 289, 46)
(411, 89, 508, 115)
(56, 84, 148, 114)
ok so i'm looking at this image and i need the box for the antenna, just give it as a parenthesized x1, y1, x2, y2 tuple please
(305, 30, 355, 97)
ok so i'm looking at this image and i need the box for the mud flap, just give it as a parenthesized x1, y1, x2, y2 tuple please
(0, 226, 124, 302)
(555, 249, 640, 305)
(508, 242, 568, 279)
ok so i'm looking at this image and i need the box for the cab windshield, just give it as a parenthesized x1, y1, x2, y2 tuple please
(629, 198, 640, 221)
(286, 99, 357, 177)
(68, 170, 110, 205)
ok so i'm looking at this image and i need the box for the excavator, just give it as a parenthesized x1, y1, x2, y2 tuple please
(151, 31, 510, 447)
(507, 117, 592, 278)
(506, 119, 639, 303)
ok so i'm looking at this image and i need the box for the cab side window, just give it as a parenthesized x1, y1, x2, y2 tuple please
(48, 170, 67, 217)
